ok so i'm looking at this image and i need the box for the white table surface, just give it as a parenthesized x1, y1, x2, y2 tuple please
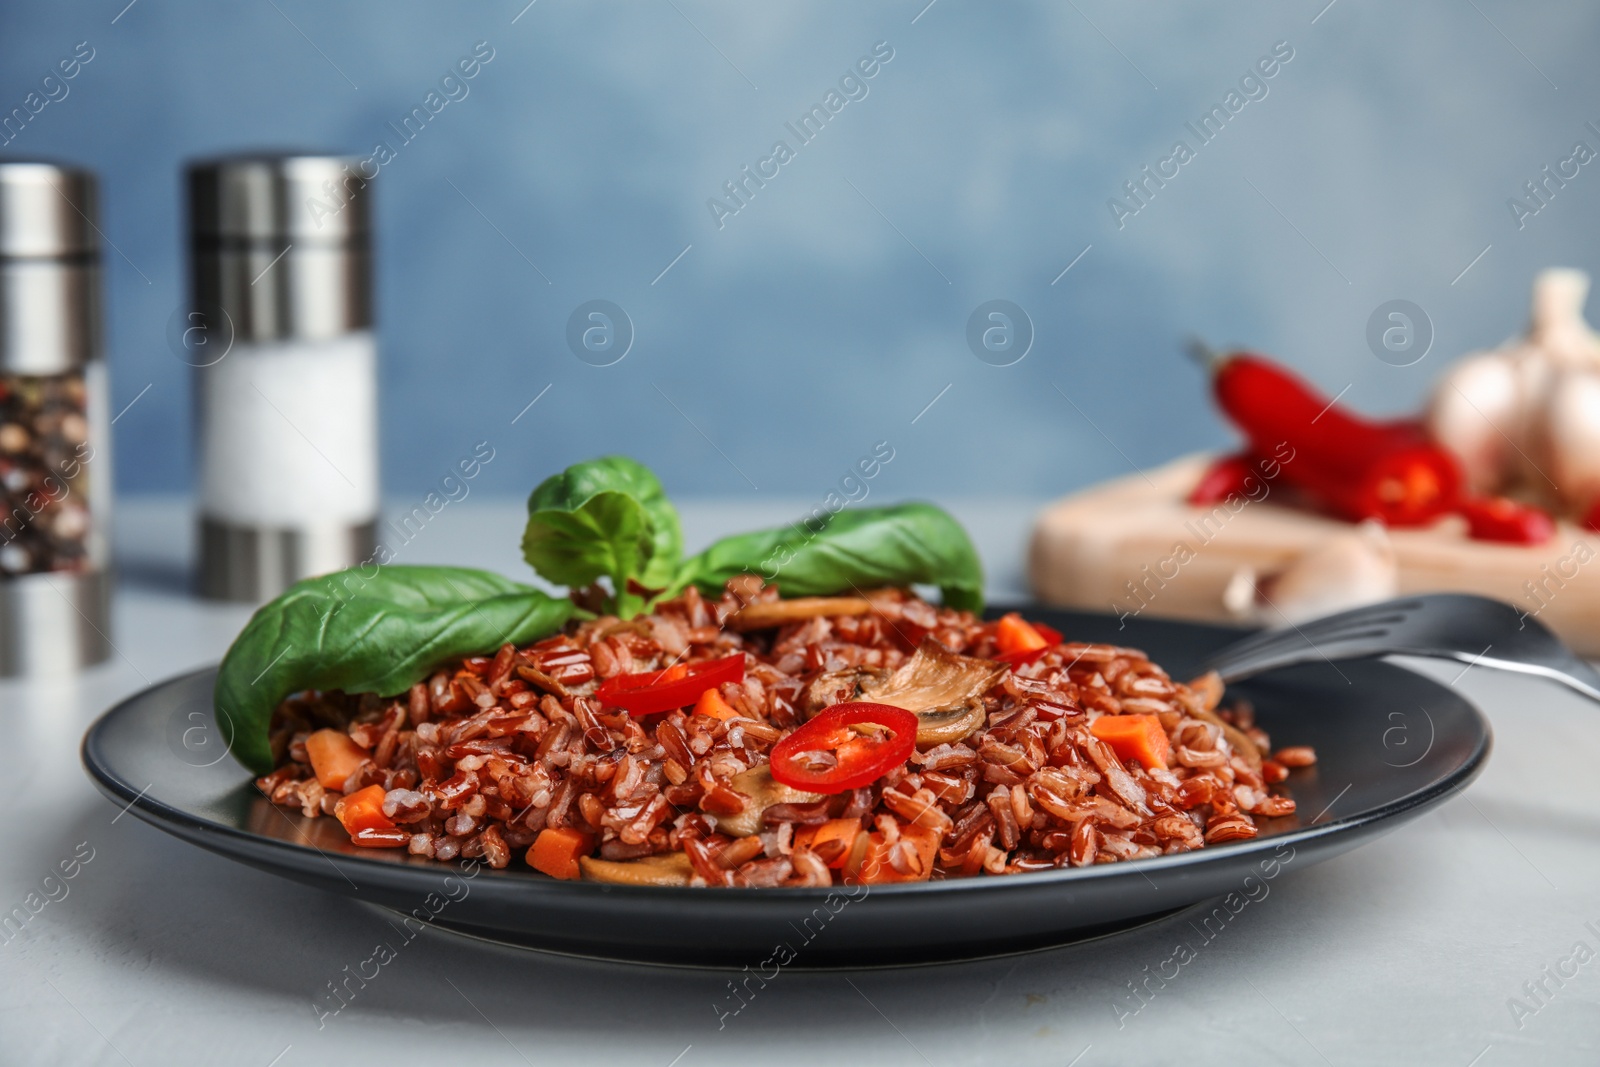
(3, 496, 1597, 1066)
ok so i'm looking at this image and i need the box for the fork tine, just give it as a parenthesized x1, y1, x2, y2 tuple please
(1201, 622, 1312, 662)
(1201, 628, 1317, 676)
(1204, 592, 1600, 706)
(1208, 627, 1394, 681)
(1234, 613, 1413, 655)
(1280, 601, 1426, 642)
(1204, 600, 1426, 666)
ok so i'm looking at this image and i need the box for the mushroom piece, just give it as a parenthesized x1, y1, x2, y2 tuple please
(579, 851, 694, 887)
(725, 596, 874, 631)
(858, 637, 1009, 747)
(906, 696, 987, 747)
(711, 765, 826, 837)
(801, 665, 888, 715)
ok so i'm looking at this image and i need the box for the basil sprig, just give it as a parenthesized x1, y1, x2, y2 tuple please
(215, 566, 574, 774)
(216, 456, 986, 773)
(520, 455, 683, 618)
(671, 502, 985, 612)
(517, 458, 985, 615)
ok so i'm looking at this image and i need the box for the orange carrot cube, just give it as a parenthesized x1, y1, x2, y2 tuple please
(1089, 713, 1171, 771)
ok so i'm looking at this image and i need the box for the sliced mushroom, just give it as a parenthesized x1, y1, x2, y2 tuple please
(725, 596, 873, 631)
(802, 665, 888, 715)
(578, 851, 694, 887)
(858, 637, 1009, 746)
(711, 765, 826, 837)
(909, 696, 987, 747)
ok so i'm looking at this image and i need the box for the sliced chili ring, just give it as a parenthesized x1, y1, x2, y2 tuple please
(594, 653, 746, 717)
(768, 702, 918, 794)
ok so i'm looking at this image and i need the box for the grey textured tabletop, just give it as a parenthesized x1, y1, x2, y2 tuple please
(2, 498, 1596, 1066)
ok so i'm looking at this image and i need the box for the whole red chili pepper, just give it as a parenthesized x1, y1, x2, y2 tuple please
(1198, 346, 1462, 526)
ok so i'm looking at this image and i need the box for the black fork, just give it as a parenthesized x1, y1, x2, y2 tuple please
(1200, 593, 1600, 703)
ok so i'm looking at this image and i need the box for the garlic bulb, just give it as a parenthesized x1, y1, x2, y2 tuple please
(1223, 521, 1399, 626)
(1426, 269, 1600, 514)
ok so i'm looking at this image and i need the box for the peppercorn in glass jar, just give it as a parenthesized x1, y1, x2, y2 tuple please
(0, 161, 112, 675)
(0, 372, 96, 575)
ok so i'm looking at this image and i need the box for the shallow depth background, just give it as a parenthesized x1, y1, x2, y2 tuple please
(2, 0, 1597, 503)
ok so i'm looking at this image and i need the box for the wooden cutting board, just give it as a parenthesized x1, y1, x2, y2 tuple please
(1028, 453, 1600, 655)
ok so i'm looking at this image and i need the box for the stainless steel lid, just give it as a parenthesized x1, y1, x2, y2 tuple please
(188, 153, 370, 242)
(0, 160, 99, 258)
(0, 160, 101, 374)
(186, 152, 372, 343)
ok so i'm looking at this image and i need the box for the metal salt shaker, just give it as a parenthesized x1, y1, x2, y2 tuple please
(187, 153, 379, 601)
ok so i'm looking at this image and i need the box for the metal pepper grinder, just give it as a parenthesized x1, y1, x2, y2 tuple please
(0, 160, 113, 676)
(187, 153, 379, 601)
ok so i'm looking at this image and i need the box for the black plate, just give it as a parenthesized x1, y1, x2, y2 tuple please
(81, 608, 1490, 967)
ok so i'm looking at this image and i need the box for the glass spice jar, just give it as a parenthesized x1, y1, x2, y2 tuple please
(0, 160, 112, 676)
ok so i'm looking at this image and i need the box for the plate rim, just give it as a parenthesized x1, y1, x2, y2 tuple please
(80, 648, 1493, 903)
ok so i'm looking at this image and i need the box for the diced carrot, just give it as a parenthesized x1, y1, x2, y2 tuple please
(856, 823, 941, 884)
(1089, 713, 1171, 771)
(349, 826, 409, 848)
(793, 817, 862, 869)
(995, 613, 1050, 657)
(333, 784, 396, 840)
(528, 826, 595, 881)
(306, 728, 370, 789)
(693, 686, 739, 721)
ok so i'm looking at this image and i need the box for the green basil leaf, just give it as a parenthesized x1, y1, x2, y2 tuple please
(674, 502, 984, 613)
(520, 456, 683, 615)
(215, 565, 574, 774)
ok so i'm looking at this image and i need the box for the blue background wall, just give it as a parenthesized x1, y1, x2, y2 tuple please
(3, 1, 1598, 503)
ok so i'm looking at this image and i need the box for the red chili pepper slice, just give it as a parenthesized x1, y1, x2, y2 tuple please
(1460, 496, 1555, 545)
(594, 653, 746, 716)
(1205, 350, 1462, 526)
(768, 702, 918, 794)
